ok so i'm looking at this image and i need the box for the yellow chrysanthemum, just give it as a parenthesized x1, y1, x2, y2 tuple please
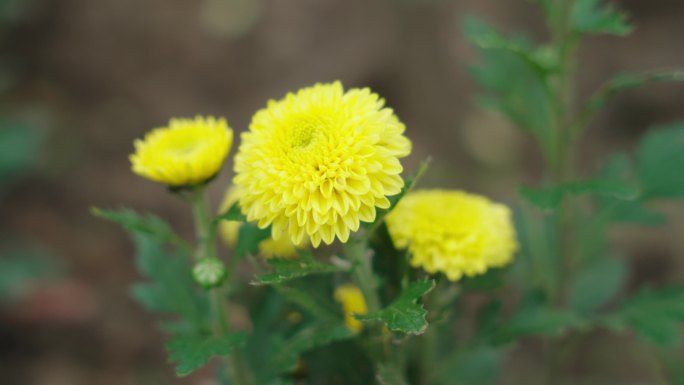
(130, 116, 233, 187)
(233, 81, 411, 247)
(334, 284, 368, 333)
(386, 190, 518, 281)
(219, 186, 307, 258)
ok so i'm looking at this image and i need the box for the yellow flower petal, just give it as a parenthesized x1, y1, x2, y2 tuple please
(234, 82, 411, 246)
(130, 116, 233, 187)
(386, 189, 518, 281)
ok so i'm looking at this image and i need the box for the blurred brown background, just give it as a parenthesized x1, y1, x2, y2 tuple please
(1, 0, 684, 384)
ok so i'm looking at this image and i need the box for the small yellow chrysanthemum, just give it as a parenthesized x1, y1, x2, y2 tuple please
(386, 190, 518, 281)
(219, 186, 307, 258)
(130, 116, 233, 187)
(334, 284, 368, 333)
(234, 81, 411, 247)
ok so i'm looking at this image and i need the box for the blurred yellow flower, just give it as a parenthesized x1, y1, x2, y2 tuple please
(130, 116, 233, 187)
(219, 186, 306, 258)
(386, 190, 518, 281)
(334, 284, 368, 333)
(234, 81, 411, 247)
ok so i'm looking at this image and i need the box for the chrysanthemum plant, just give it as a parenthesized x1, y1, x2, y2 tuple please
(94, 1, 684, 383)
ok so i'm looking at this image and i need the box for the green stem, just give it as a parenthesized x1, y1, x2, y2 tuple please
(345, 236, 398, 377)
(346, 237, 382, 313)
(188, 188, 253, 385)
(545, 1, 578, 383)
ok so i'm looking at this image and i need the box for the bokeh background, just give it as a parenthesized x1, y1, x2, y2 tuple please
(2, 0, 684, 384)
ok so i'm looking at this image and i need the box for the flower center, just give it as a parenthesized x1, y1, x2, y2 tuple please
(291, 124, 317, 149)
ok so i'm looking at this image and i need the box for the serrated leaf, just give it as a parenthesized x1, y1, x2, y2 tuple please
(253, 258, 347, 285)
(578, 71, 684, 130)
(520, 179, 638, 210)
(264, 324, 354, 380)
(129, 233, 209, 332)
(214, 200, 246, 223)
(635, 123, 684, 199)
(463, 17, 556, 160)
(92, 207, 190, 250)
(571, 0, 633, 36)
(569, 257, 626, 314)
(462, 16, 558, 74)
(356, 279, 435, 335)
(615, 286, 684, 346)
(167, 332, 248, 376)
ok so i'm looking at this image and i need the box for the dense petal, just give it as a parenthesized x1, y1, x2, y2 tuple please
(234, 82, 411, 246)
(386, 190, 518, 281)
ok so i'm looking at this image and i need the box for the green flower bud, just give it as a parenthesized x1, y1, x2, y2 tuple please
(192, 258, 227, 289)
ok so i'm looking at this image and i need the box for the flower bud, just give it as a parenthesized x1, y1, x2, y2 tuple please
(192, 258, 227, 289)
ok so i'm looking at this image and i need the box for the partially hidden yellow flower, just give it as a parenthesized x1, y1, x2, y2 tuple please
(334, 284, 368, 333)
(219, 186, 307, 258)
(233, 81, 411, 247)
(386, 190, 518, 281)
(130, 116, 233, 187)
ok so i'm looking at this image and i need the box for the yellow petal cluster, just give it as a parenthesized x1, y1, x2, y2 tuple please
(386, 190, 518, 281)
(333, 284, 368, 333)
(233, 81, 411, 247)
(130, 116, 233, 187)
(219, 186, 306, 258)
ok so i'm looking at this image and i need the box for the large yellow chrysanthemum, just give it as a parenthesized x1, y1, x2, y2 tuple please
(386, 190, 518, 281)
(233, 81, 411, 247)
(333, 284, 368, 333)
(219, 186, 306, 258)
(130, 116, 233, 187)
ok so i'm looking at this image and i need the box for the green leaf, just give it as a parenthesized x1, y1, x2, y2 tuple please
(275, 285, 340, 321)
(214, 200, 246, 223)
(614, 286, 684, 346)
(635, 122, 684, 199)
(128, 233, 209, 332)
(569, 257, 626, 314)
(520, 179, 638, 210)
(577, 71, 684, 131)
(595, 153, 667, 226)
(463, 17, 556, 159)
(462, 16, 558, 74)
(91, 207, 190, 251)
(234, 222, 272, 259)
(167, 332, 248, 376)
(356, 279, 435, 335)
(571, 0, 633, 36)
(490, 291, 581, 344)
(264, 324, 354, 380)
(252, 257, 347, 285)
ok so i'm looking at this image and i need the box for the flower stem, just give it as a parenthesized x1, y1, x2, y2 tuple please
(188, 188, 253, 385)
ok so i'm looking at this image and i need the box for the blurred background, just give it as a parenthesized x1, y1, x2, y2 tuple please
(1, 0, 684, 384)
